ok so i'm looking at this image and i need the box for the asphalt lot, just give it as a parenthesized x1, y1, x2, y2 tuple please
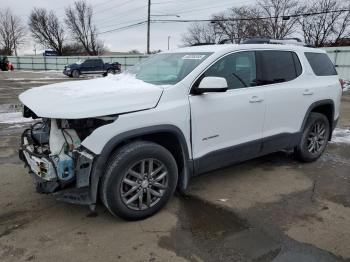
(0, 71, 349, 262)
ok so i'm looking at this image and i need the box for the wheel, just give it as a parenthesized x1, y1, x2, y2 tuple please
(101, 141, 178, 220)
(72, 70, 80, 78)
(107, 69, 116, 75)
(294, 112, 330, 162)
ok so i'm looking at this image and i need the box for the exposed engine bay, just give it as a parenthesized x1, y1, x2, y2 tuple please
(19, 117, 114, 193)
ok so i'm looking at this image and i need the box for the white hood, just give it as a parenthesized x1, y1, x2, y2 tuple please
(19, 74, 164, 119)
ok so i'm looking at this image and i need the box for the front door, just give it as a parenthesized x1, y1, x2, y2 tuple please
(189, 51, 266, 174)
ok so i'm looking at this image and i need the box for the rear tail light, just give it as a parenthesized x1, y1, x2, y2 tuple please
(339, 79, 345, 90)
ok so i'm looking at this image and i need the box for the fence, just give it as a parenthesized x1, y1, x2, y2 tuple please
(323, 47, 350, 80)
(7, 55, 149, 71)
(7, 48, 350, 80)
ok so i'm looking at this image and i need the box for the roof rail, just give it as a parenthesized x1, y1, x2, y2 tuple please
(191, 43, 215, 46)
(242, 37, 309, 47)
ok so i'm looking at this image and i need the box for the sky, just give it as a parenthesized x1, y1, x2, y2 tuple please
(0, 0, 255, 54)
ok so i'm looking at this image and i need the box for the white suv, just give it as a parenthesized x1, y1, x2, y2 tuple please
(19, 40, 342, 220)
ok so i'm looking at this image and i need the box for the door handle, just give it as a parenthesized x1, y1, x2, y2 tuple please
(303, 89, 314, 96)
(249, 96, 264, 103)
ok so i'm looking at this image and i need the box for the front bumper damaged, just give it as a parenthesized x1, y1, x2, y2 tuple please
(19, 129, 97, 207)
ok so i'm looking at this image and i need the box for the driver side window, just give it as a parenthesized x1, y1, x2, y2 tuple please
(203, 51, 257, 89)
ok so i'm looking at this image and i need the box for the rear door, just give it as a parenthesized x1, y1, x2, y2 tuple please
(190, 51, 266, 174)
(256, 50, 309, 153)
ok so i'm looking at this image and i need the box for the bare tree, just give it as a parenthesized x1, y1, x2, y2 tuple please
(211, 6, 269, 44)
(65, 0, 104, 55)
(29, 8, 66, 55)
(299, 0, 350, 47)
(257, 0, 300, 38)
(181, 23, 224, 46)
(182, 0, 300, 46)
(0, 8, 26, 55)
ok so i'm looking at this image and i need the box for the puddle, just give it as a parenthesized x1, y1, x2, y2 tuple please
(159, 196, 283, 261)
(178, 196, 248, 239)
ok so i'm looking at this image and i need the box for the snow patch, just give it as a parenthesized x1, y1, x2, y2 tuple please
(6, 124, 26, 129)
(0, 112, 34, 124)
(5, 77, 65, 81)
(19, 73, 165, 119)
(343, 80, 350, 92)
(331, 128, 350, 144)
(28, 73, 164, 99)
(19, 70, 62, 74)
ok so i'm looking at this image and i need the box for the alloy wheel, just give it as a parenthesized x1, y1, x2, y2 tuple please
(307, 121, 326, 154)
(120, 158, 168, 211)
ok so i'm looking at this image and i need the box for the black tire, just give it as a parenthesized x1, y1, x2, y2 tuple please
(107, 69, 116, 75)
(294, 112, 330, 162)
(72, 70, 80, 78)
(101, 141, 178, 220)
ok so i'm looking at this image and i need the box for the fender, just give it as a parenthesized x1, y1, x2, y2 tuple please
(300, 99, 337, 140)
(89, 125, 193, 203)
(300, 99, 335, 133)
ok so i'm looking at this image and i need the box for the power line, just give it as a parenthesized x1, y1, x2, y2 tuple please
(150, 9, 350, 23)
(93, 0, 138, 16)
(98, 21, 147, 35)
(94, 5, 147, 25)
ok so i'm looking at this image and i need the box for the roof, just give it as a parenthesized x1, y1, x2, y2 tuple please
(165, 44, 324, 54)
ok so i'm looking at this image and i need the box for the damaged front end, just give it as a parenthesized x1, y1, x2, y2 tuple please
(19, 114, 114, 207)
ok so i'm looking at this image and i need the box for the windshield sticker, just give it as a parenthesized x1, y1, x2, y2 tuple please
(182, 55, 206, 60)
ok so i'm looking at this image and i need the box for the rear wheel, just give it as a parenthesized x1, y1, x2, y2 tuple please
(294, 112, 330, 162)
(101, 141, 178, 220)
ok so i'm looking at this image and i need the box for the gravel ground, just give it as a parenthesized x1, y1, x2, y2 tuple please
(0, 71, 349, 262)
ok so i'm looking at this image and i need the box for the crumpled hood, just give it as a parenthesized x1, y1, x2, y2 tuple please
(19, 74, 164, 119)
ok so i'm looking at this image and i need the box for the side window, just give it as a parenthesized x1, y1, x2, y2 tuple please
(305, 52, 337, 76)
(257, 51, 301, 85)
(83, 60, 93, 66)
(96, 59, 104, 67)
(202, 51, 257, 89)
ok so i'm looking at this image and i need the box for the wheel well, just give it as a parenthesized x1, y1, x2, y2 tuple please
(108, 132, 185, 184)
(310, 103, 334, 139)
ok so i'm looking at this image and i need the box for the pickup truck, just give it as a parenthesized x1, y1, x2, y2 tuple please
(63, 58, 121, 78)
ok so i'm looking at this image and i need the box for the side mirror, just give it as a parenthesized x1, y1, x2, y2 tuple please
(196, 77, 228, 93)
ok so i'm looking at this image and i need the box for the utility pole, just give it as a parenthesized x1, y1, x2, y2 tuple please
(168, 36, 171, 50)
(147, 0, 151, 54)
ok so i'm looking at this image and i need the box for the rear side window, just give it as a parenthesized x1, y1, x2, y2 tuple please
(305, 52, 337, 76)
(257, 50, 302, 85)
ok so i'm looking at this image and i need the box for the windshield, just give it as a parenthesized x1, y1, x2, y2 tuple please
(127, 52, 212, 85)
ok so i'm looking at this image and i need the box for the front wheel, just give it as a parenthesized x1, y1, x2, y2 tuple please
(107, 69, 116, 75)
(294, 112, 330, 162)
(72, 70, 80, 78)
(101, 141, 178, 220)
